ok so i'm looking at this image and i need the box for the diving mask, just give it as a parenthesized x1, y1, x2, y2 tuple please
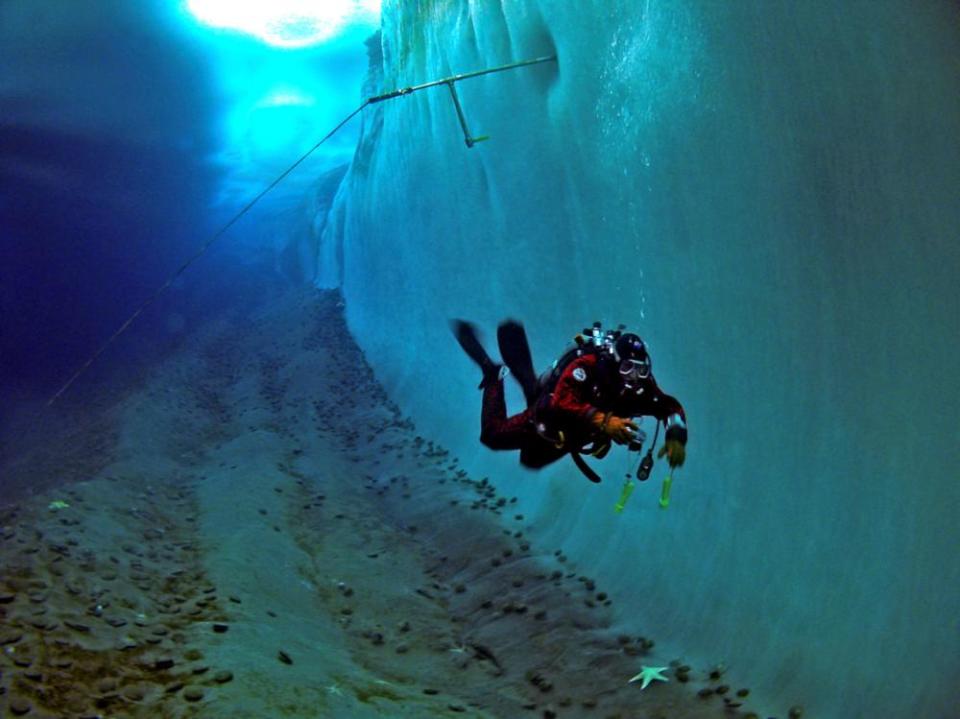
(619, 356, 651, 383)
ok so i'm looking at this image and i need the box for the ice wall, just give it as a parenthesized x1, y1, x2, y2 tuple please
(317, 2, 960, 717)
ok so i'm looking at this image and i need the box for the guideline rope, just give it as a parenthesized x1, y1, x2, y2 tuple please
(47, 54, 557, 406)
(47, 102, 370, 406)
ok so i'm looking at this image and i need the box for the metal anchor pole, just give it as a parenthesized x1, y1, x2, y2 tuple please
(445, 80, 487, 148)
(367, 54, 557, 148)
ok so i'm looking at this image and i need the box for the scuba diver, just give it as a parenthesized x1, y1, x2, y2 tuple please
(451, 319, 687, 484)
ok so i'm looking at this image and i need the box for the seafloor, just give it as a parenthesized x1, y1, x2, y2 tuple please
(0, 289, 767, 718)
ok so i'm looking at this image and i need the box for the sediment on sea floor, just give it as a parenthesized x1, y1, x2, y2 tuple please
(0, 289, 780, 719)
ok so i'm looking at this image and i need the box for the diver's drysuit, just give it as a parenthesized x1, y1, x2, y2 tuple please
(480, 349, 687, 472)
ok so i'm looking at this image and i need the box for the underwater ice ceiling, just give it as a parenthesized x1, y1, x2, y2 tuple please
(177, 0, 380, 230)
(185, 0, 381, 47)
(0, 0, 380, 390)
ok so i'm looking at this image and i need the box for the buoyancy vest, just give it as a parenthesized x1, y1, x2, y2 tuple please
(531, 343, 610, 453)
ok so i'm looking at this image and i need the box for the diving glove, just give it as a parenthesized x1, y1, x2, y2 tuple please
(657, 439, 686, 468)
(591, 439, 612, 459)
(591, 412, 638, 445)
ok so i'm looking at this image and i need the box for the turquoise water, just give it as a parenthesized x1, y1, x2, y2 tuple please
(2, 2, 958, 717)
(325, 3, 960, 717)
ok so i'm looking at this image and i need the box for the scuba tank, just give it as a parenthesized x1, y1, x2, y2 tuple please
(614, 425, 651, 513)
(659, 473, 674, 509)
(614, 444, 655, 513)
(613, 421, 674, 513)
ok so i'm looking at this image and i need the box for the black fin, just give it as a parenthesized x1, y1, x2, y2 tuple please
(450, 319, 500, 388)
(497, 320, 538, 407)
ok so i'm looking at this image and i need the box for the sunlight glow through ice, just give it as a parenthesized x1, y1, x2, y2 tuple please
(185, 0, 381, 47)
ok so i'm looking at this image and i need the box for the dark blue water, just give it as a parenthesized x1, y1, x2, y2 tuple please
(1, 2, 214, 398)
(1, 0, 364, 404)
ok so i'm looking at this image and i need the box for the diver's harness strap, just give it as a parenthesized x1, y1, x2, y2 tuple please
(550, 415, 661, 485)
(568, 423, 656, 484)
(532, 410, 607, 483)
(570, 450, 603, 483)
